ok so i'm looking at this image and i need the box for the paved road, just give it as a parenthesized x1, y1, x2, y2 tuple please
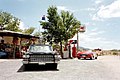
(0, 55, 120, 80)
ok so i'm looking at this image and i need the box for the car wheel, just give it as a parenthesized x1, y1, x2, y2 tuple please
(53, 63, 57, 69)
(95, 57, 97, 59)
(78, 57, 80, 59)
(23, 64, 29, 70)
(90, 57, 92, 60)
(84, 57, 86, 59)
(46, 63, 57, 70)
(90, 56, 94, 60)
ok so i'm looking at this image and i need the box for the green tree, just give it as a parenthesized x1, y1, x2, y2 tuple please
(40, 6, 81, 58)
(40, 6, 60, 43)
(33, 31, 41, 37)
(60, 10, 80, 42)
(59, 11, 80, 57)
(0, 11, 21, 31)
(23, 27, 35, 35)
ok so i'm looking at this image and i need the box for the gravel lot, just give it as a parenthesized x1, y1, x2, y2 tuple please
(0, 55, 120, 80)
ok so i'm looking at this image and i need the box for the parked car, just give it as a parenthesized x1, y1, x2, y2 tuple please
(22, 44, 61, 69)
(77, 51, 98, 60)
(0, 51, 8, 59)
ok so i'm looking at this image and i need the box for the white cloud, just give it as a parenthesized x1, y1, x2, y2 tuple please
(19, 21, 25, 30)
(84, 22, 96, 27)
(95, 0, 103, 4)
(72, 27, 119, 50)
(92, 0, 120, 20)
(79, 29, 105, 41)
(79, 8, 96, 12)
(57, 6, 68, 11)
(57, 6, 75, 12)
(92, 14, 103, 21)
(91, 27, 98, 32)
(88, 31, 105, 36)
(87, 8, 96, 11)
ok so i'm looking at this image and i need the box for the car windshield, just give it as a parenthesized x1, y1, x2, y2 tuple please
(29, 45, 52, 52)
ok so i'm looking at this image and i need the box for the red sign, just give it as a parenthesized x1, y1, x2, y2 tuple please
(80, 25, 85, 32)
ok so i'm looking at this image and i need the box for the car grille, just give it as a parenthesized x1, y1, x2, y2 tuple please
(80, 54, 87, 56)
(29, 54, 54, 62)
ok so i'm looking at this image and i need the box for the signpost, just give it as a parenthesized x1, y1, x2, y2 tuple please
(77, 25, 86, 54)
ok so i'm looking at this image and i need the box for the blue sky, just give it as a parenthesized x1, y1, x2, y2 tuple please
(0, 0, 120, 50)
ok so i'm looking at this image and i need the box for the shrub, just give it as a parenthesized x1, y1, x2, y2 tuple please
(112, 52, 118, 55)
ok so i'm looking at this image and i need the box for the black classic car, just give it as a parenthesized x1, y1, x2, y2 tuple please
(22, 44, 61, 69)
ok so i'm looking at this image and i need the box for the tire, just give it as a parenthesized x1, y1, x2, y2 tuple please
(23, 64, 30, 70)
(95, 57, 97, 59)
(78, 57, 80, 59)
(23, 64, 27, 70)
(90, 56, 94, 60)
(46, 63, 57, 70)
(53, 63, 57, 69)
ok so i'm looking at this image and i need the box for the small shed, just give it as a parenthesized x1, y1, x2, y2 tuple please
(0, 30, 39, 59)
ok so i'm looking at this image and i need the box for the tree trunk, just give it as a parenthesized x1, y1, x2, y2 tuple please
(68, 45, 72, 58)
(60, 41, 63, 58)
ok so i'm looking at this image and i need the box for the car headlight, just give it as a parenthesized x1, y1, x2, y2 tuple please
(23, 55, 30, 58)
(55, 55, 61, 59)
(54, 55, 58, 58)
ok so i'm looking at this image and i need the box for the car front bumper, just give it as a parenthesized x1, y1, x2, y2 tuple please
(22, 60, 59, 65)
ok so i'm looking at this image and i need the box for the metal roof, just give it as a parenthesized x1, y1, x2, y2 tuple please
(0, 30, 39, 39)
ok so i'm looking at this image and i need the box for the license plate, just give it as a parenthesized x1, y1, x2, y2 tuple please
(82, 55, 86, 57)
(38, 62, 45, 65)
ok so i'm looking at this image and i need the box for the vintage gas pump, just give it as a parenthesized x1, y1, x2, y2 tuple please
(72, 44, 77, 58)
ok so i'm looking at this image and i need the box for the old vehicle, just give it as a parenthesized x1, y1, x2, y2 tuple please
(0, 51, 8, 59)
(22, 44, 61, 69)
(77, 51, 98, 60)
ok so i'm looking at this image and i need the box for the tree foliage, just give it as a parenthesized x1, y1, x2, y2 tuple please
(0, 11, 21, 31)
(23, 27, 35, 35)
(60, 11, 80, 42)
(40, 6, 81, 58)
(33, 31, 41, 37)
(40, 6, 80, 43)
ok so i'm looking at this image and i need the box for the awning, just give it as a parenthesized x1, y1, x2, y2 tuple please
(0, 30, 39, 39)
